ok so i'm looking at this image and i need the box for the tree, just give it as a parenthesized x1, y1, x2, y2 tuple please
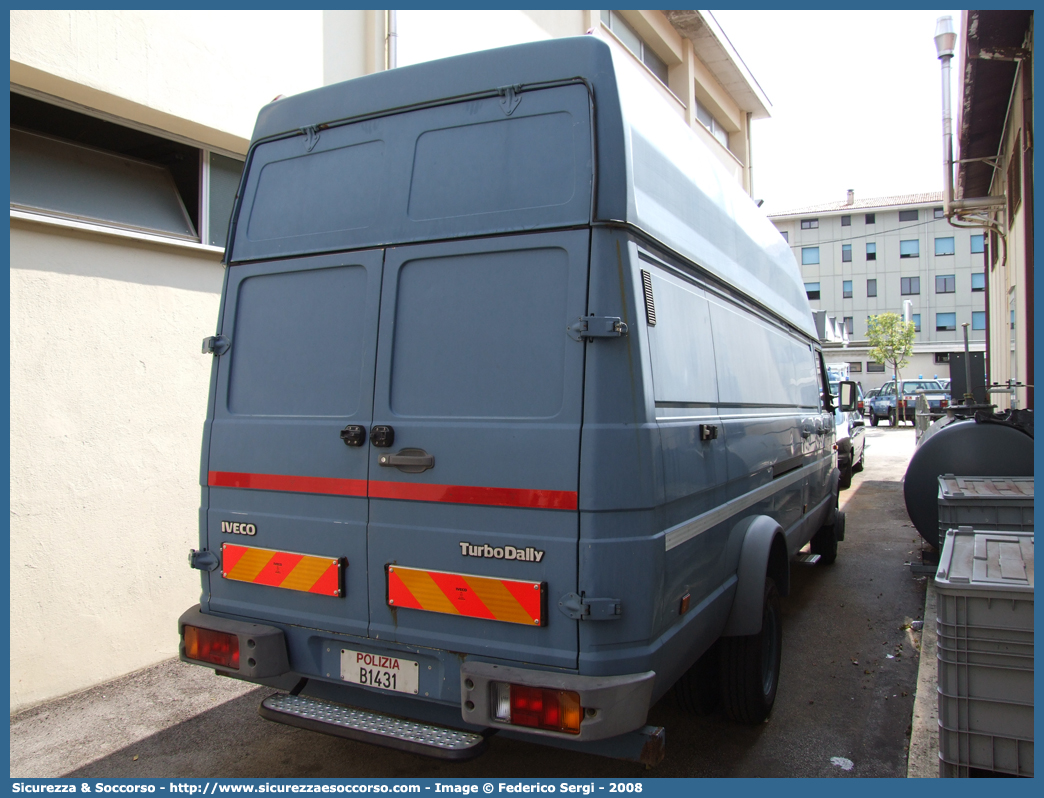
(867, 313, 916, 424)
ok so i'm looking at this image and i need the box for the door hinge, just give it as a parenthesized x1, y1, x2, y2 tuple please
(568, 316, 628, 342)
(558, 592, 622, 621)
(202, 335, 231, 356)
(498, 84, 523, 116)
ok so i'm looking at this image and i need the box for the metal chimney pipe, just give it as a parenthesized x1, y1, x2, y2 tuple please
(935, 16, 957, 218)
(846, 189, 854, 205)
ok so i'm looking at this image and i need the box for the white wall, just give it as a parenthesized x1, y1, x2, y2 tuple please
(10, 10, 328, 149)
(9, 223, 224, 712)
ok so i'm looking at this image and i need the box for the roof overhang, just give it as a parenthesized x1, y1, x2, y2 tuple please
(955, 9, 1033, 200)
(662, 10, 772, 119)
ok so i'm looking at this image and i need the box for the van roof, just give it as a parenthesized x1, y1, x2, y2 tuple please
(247, 37, 815, 339)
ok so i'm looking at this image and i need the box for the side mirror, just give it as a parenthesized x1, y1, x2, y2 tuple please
(838, 380, 858, 412)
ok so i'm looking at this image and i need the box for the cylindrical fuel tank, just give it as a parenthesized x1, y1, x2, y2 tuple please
(903, 418, 1034, 548)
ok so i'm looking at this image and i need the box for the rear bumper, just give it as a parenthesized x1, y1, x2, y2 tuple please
(178, 604, 290, 679)
(181, 605, 656, 744)
(460, 661, 655, 742)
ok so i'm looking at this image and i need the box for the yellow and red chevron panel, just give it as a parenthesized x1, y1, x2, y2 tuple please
(222, 543, 343, 597)
(387, 565, 546, 626)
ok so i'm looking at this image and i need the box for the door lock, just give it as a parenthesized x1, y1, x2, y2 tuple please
(340, 425, 366, 447)
(370, 425, 395, 448)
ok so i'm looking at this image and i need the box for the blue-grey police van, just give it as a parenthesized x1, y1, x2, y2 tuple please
(180, 37, 851, 764)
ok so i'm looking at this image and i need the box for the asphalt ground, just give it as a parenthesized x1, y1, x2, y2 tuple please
(11, 426, 932, 778)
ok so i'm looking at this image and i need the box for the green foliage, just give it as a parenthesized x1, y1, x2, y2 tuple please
(867, 313, 915, 372)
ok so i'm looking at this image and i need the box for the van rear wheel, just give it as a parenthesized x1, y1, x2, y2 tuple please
(673, 639, 721, 715)
(720, 578, 781, 725)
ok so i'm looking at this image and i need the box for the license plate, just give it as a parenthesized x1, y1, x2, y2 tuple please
(340, 648, 419, 694)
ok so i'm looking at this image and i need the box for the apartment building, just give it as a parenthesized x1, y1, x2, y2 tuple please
(9, 10, 768, 711)
(771, 192, 986, 390)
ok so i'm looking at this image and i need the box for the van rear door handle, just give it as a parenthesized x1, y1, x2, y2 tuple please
(378, 448, 434, 473)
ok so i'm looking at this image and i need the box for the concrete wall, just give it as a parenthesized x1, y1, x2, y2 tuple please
(10, 10, 329, 148)
(10, 222, 224, 711)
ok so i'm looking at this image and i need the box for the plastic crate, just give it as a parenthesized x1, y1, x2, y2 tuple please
(937, 475, 1034, 543)
(934, 527, 1034, 777)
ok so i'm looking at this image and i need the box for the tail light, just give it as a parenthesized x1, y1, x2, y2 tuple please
(491, 682, 582, 734)
(183, 625, 240, 669)
(857, 401, 864, 411)
(941, 399, 949, 408)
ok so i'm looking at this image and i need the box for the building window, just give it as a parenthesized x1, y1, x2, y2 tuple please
(800, 218, 819, 229)
(971, 272, 985, 292)
(842, 279, 852, 298)
(841, 244, 852, 263)
(901, 276, 920, 295)
(865, 213, 876, 224)
(867, 278, 878, 297)
(841, 215, 851, 227)
(10, 92, 243, 247)
(804, 282, 821, 300)
(802, 247, 820, 265)
(936, 312, 957, 331)
(866, 242, 876, 260)
(972, 311, 986, 330)
(900, 239, 920, 258)
(695, 100, 730, 149)
(911, 313, 921, 332)
(1007, 131, 1022, 224)
(935, 236, 955, 256)
(970, 234, 985, 254)
(935, 274, 955, 293)
(935, 353, 950, 364)
(934, 207, 944, 218)
(867, 362, 886, 373)
(843, 316, 854, 335)
(849, 361, 862, 373)
(1010, 309, 1015, 329)
(601, 10, 669, 86)
(899, 209, 919, 222)
(780, 230, 789, 242)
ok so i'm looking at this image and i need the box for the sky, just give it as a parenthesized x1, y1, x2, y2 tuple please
(710, 9, 962, 215)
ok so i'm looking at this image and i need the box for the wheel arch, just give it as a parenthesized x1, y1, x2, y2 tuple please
(722, 515, 789, 637)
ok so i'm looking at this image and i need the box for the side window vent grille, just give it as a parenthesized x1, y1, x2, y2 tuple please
(641, 269, 656, 326)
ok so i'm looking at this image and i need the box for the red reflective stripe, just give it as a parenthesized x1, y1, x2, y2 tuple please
(208, 471, 367, 497)
(427, 571, 496, 620)
(208, 471, 576, 509)
(368, 480, 577, 510)
(253, 552, 304, 587)
(387, 569, 424, 610)
(221, 543, 247, 573)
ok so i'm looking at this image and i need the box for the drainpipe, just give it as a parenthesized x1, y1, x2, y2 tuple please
(386, 10, 397, 70)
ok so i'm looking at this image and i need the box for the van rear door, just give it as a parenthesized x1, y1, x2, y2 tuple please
(205, 251, 383, 636)
(367, 231, 589, 670)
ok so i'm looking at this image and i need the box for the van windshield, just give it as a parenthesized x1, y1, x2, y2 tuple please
(902, 381, 943, 392)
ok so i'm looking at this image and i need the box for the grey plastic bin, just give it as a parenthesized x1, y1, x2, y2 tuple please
(937, 475, 1034, 543)
(934, 526, 1034, 777)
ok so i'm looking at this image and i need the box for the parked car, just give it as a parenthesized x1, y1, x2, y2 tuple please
(860, 387, 879, 417)
(869, 380, 949, 426)
(830, 382, 865, 489)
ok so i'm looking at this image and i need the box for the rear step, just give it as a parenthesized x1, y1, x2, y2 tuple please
(259, 693, 488, 761)
(795, 553, 821, 565)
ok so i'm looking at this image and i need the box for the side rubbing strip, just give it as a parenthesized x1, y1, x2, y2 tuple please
(222, 543, 343, 596)
(387, 565, 545, 626)
(641, 269, 656, 326)
(664, 460, 823, 551)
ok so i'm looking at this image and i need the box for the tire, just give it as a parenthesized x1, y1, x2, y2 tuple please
(720, 578, 782, 725)
(839, 461, 853, 490)
(674, 639, 721, 715)
(852, 448, 864, 473)
(888, 409, 897, 426)
(811, 509, 843, 565)
(870, 413, 879, 427)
